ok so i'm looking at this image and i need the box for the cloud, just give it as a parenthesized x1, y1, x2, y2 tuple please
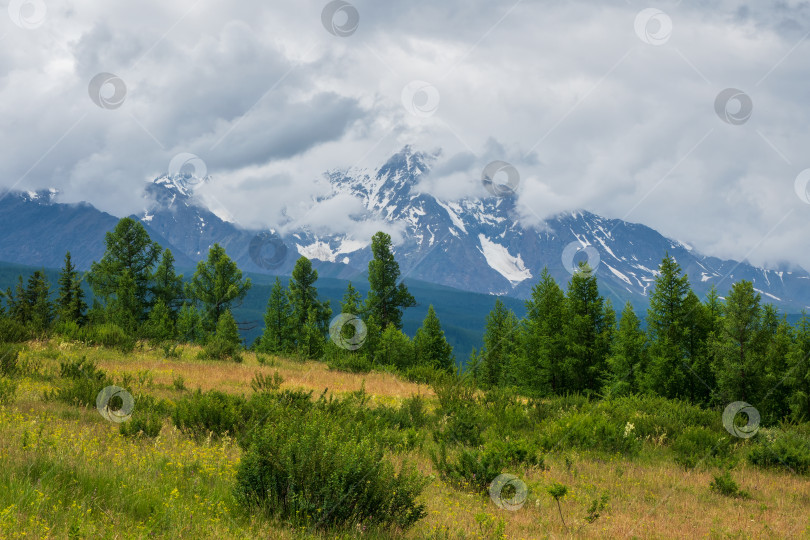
(0, 0, 809, 271)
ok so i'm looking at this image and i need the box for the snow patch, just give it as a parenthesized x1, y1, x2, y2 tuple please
(477, 234, 532, 284)
(436, 200, 467, 233)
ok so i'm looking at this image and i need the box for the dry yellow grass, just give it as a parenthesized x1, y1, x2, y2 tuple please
(5, 340, 810, 539)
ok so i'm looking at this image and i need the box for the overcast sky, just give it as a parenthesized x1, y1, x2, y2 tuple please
(2, 0, 809, 270)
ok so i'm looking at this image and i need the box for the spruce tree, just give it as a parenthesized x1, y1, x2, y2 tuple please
(521, 269, 567, 394)
(604, 302, 646, 396)
(177, 302, 204, 344)
(413, 305, 454, 372)
(57, 251, 85, 323)
(144, 298, 175, 342)
(298, 307, 326, 359)
(258, 277, 293, 354)
(365, 232, 415, 330)
(479, 298, 519, 388)
(786, 313, 810, 422)
(710, 280, 765, 405)
(288, 257, 330, 347)
(376, 325, 414, 370)
(87, 217, 161, 322)
(759, 311, 792, 423)
(151, 248, 184, 319)
(25, 270, 54, 333)
(110, 270, 139, 334)
(187, 243, 251, 332)
(682, 291, 715, 404)
(562, 262, 608, 393)
(642, 254, 692, 399)
(205, 309, 243, 361)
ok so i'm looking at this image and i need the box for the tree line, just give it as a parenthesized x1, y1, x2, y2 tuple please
(2, 216, 809, 426)
(0, 218, 454, 371)
(470, 256, 810, 425)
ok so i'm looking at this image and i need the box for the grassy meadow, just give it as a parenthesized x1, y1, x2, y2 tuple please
(0, 340, 808, 539)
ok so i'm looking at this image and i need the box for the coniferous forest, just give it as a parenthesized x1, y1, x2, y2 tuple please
(1, 217, 809, 538)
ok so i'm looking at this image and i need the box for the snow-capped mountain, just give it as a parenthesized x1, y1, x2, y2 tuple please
(285, 146, 810, 311)
(2, 146, 809, 312)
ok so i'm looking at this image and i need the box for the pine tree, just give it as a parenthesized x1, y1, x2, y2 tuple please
(682, 291, 715, 404)
(151, 248, 184, 319)
(786, 313, 810, 422)
(562, 262, 608, 393)
(258, 277, 293, 354)
(604, 302, 647, 396)
(335, 282, 364, 350)
(143, 298, 175, 342)
(365, 232, 416, 330)
(710, 280, 765, 405)
(521, 269, 567, 394)
(57, 251, 85, 323)
(287, 257, 330, 347)
(204, 309, 243, 361)
(187, 243, 251, 332)
(479, 299, 519, 388)
(177, 302, 204, 344)
(642, 254, 692, 399)
(8, 276, 28, 324)
(413, 305, 454, 372)
(759, 311, 792, 423)
(25, 270, 54, 333)
(340, 282, 362, 314)
(376, 325, 414, 370)
(87, 217, 161, 322)
(110, 270, 139, 334)
(298, 307, 326, 359)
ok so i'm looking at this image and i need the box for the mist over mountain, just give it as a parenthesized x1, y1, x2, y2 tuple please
(2, 146, 808, 313)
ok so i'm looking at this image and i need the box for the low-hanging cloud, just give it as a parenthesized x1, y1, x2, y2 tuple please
(1, 0, 809, 271)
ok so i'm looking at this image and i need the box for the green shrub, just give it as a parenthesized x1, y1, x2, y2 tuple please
(47, 356, 112, 408)
(709, 469, 750, 498)
(250, 371, 284, 393)
(432, 438, 546, 493)
(234, 408, 428, 530)
(0, 378, 17, 405)
(172, 390, 247, 439)
(0, 344, 20, 376)
(538, 411, 642, 456)
(326, 352, 373, 373)
(748, 428, 810, 475)
(404, 364, 448, 385)
(671, 427, 731, 469)
(0, 317, 29, 342)
(120, 412, 162, 438)
(172, 374, 186, 391)
(80, 323, 135, 352)
(52, 319, 82, 341)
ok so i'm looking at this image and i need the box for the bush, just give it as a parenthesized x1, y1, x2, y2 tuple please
(80, 323, 135, 352)
(0, 344, 21, 376)
(404, 364, 448, 385)
(709, 469, 750, 498)
(326, 352, 373, 373)
(538, 411, 643, 456)
(120, 412, 163, 438)
(0, 378, 17, 405)
(234, 408, 428, 530)
(0, 317, 29, 342)
(250, 371, 284, 393)
(432, 438, 546, 493)
(47, 356, 112, 408)
(672, 427, 731, 469)
(748, 428, 810, 475)
(172, 390, 247, 439)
